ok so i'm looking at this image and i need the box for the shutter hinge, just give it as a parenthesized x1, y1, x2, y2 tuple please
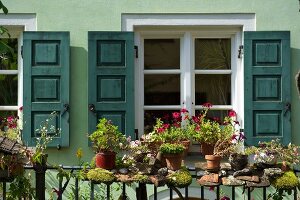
(21, 45, 23, 58)
(238, 45, 244, 59)
(134, 45, 138, 58)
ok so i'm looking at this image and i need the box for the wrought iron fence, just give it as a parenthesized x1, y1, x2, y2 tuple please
(1, 166, 299, 200)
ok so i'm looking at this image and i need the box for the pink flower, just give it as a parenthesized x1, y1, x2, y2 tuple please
(195, 125, 201, 132)
(172, 112, 181, 119)
(228, 110, 236, 117)
(7, 116, 14, 122)
(19, 106, 23, 111)
(180, 108, 188, 113)
(209, 186, 215, 191)
(163, 124, 170, 129)
(202, 102, 212, 108)
(157, 128, 165, 133)
(173, 123, 180, 128)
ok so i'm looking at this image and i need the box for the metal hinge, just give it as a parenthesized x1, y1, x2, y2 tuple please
(134, 45, 138, 58)
(238, 45, 244, 59)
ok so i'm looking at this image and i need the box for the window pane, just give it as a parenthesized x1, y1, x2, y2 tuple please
(144, 39, 180, 69)
(195, 74, 231, 105)
(144, 110, 179, 134)
(195, 110, 230, 122)
(0, 75, 18, 105)
(0, 38, 18, 70)
(144, 74, 180, 105)
(195, 39, 231, 69)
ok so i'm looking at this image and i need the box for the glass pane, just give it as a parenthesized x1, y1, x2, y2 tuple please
(0, 75, 18, 105)
(0, 111, 18, 131)
(195, 110, 230, 122)
(144, 74, 180, 105)
(195, 38, 231, 69)
(195, 74, 231, 105)
(0, 38, 18, 70)
(144, 39, 180, 69)
(144, 110, 179, 134)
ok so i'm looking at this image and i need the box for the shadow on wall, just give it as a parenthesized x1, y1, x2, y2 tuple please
(291, 48, 300, 145)
(46, 46, 91, 166)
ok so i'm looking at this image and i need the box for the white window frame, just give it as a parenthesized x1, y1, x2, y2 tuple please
(122, 14, 256, 136)
(0, 14, 36, 115)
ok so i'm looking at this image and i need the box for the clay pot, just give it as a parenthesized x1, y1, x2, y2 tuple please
(164, 153, 183, 171)
(200, 142, 215, 156)
(205, 155, 221, 171)
(95, 151, 116, 170)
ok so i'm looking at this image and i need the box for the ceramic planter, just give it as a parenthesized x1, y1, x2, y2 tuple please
(163, 153, 183, 171)
(205, 155, 221, 171)
(95, 151, 116, 170)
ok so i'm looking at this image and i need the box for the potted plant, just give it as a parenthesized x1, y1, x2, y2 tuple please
(89, 118, 127, 169)
(144, 109, 191, 156)
(190, 103, 235, 155)
(245, 139, 300, 170)
(159, 143, 185, 171)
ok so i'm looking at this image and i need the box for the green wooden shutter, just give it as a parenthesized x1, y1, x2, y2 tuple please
(23, 32, 70, 147)
(244, 31, 291, 146)
(88, 31, 134, 138)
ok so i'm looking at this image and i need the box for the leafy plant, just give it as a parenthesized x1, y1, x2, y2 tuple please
(190, 103, 235, 144)
(245, 139, 300, 167)
(31, 111, 59, 165)
(159, 143, 185, 154)
(89, 118, 127, 153)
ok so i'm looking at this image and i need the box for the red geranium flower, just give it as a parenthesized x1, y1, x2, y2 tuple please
(180, 108, 188, 113)
(228, 110, 236, 117)
(202, 102, 212, 108)
(172, 112, 181, 119)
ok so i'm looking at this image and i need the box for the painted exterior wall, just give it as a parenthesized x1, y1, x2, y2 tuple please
(2, 0, 300, 165)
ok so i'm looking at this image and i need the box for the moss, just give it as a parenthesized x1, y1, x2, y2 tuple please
(167, 170, 192, 188)
(87, 168, 115, 183)
(133, 173, 148, 183)
(272, 171, 300, 190)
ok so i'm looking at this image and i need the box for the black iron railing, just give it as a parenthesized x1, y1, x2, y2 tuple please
(1, 166, 299, 200)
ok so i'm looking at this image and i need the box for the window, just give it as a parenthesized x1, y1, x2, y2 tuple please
(0, 15, 36, 128)
(0, 30, 20, 121)
(140, 31, 237, 134)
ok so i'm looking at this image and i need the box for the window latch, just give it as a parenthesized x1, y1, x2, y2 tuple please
(238, 45, 244, 59)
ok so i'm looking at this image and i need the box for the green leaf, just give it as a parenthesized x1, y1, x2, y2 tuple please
(0, 1, 8, 14)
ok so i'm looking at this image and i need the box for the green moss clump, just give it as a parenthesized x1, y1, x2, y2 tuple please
(87, 168, 115, 183)
(167, 170, 192, 188)
(272, 171, 300, 190)
(133, 173, 148, 183)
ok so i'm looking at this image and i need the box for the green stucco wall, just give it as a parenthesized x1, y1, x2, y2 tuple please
(3, 0, 300, 165)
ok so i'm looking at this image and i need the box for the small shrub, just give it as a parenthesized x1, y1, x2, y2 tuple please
(167, 170, 192, 188)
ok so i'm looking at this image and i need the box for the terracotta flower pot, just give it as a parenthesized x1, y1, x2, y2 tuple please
(200, 142, 215, 156)
(205, 155, 221, 171)
(164, 153, 183, 171)
(95, 151, 116, 170)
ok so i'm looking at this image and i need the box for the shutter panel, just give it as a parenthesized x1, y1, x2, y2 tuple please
(23, 32, 70, 147)
(88, 31, 134, 138)
(244, 31, 291, 146)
